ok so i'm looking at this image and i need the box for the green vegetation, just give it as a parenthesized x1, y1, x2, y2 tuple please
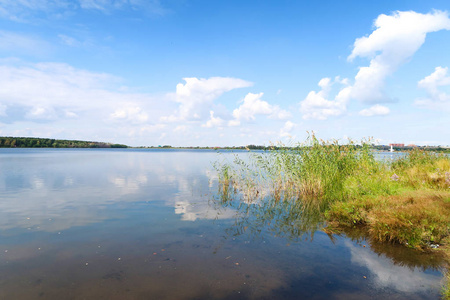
(0, 137, 128, 148)
(216, 134, 450, 249)
(215, 134, 450, 296)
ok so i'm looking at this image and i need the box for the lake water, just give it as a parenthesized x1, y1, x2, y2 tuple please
(0, 148, 446, 299)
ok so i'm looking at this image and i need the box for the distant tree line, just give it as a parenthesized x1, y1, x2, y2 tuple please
(0, 137, 128, 148)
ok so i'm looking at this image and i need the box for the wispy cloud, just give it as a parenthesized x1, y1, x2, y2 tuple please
(0, 0, 167, 22)
(0, 30, 50, 54)
(79, 0, 168, 15)
(0, 0, 74, 22)
(0, 60, 163, 125)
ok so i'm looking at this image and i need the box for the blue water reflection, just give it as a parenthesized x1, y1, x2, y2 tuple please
(0, 148, 445, 299)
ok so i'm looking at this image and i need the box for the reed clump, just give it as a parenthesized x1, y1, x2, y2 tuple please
(215, 134, 450, 251)
(215, 139, 450, 298)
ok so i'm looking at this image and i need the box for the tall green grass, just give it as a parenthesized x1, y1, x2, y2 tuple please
(215, 138, 450, 298)
(215, 134, 450, 249)
(216, 133, 378, 211)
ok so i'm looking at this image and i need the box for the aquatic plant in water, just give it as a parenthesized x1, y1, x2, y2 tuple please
(214, 134, 450, 250)
(214, 136, 450, 298)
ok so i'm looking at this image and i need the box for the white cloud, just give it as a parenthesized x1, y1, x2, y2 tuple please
(358, 104, 390, 117)
(300, 10, 450, 120)
(280, 120, 296, 138)
(202, 111, 224, 128)
(110, 105, 149, 123)
(228, 119, 240, 127)
(0, 60, 168, 127)
(300, 77, 349, 120)
(418, 66, 450, 93)
(348, 10, 450, 104)
(415, 66, 450, 110)
(232, 93, 271, 120)
(231, 92, 291, 125)
(161, 77, 252, 122)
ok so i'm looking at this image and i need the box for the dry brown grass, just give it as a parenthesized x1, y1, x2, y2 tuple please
(369, 192, 449, 246)
(328, 190, 450, 250)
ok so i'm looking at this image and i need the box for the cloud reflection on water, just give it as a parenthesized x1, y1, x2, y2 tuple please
(0, 149, 445, 299)
(346, 240, 442, 293)
(0, 149, 235, 232)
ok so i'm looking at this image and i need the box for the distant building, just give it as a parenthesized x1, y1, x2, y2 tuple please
(389, 143, 405, 147)
(407, 144, 417, 147)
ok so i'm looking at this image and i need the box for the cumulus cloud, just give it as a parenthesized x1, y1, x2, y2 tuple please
(161, 77, 252, 122)
(230, 92, 291, 126)
(300, 10, 450, 120)
(280, 120, 296, 138)
(415, 66, 450, 110)
(202, 111, 224, 128)
(348, 10, 450, 104)
(300, 77, 349, 120)
(358, 104, 390, 117)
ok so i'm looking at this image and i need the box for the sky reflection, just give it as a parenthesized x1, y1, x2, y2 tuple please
(0, 148, 445, 299)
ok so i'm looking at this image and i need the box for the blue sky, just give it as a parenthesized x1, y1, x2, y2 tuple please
(0, 0, 450, 147)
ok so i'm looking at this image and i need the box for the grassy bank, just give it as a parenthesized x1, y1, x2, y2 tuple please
(215, 134, 450, 297)
(216, 135, 450, 249)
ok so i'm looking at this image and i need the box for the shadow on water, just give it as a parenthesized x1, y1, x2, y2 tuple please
(212, 186, 322, 242)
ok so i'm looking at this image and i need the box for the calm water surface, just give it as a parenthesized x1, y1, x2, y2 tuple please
(0, 148, 445, 299)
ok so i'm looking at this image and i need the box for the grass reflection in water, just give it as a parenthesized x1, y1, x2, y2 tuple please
(213, 133, 450, 298)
